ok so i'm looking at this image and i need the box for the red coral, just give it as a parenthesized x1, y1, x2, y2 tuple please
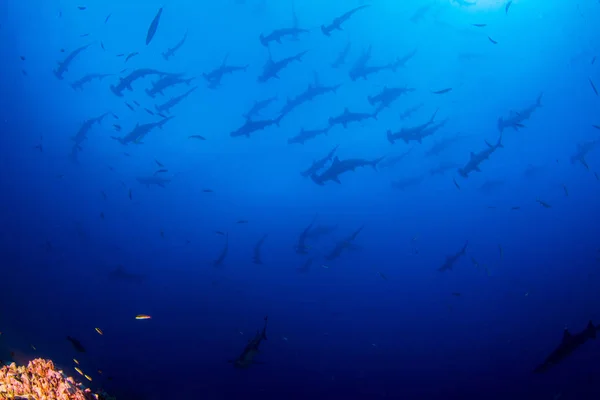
(0, 358, 98, 400)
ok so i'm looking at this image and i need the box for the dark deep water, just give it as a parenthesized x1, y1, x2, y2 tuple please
(1, 0, 600, 399)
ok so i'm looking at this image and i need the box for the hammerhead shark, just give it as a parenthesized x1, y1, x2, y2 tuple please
(229, 316, 268, 368)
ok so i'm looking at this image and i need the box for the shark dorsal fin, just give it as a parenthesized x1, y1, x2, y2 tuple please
(470, 151, 475, 158)
(343, 107, 349, 114)
(333, 156, 340, 164)
(562, 329, 572, 343)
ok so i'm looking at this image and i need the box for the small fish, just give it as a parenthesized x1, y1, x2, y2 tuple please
(536, 199, 551, 208)
(498, 244, 503, 259)
(160, 229, 165, 238)
(215, 231, 226, 235)
(104, 13, 112, 23)
(19, 55, 25, 61)
(488, 36, 498, 44)
(452, 178, 460, 190)
(155, 159, 164, 167)
(202, 188, 213, 193)
(100, 212, 104, 220)
(116, 53, 125, 57)
(432, 88, 452, 94)
(84, 374, 92, 381)
(562, 184, 569, 197)
(77, 6, 86, 10)
(505, 0, 512, 14)
(146, 8, 163, 45)
(487, 206, 496, 209)
(75, 367, 83, 375)
(188, 135, 206, 140)
(80, 33, 90, 37)
(125, 52, 139, 62)
(236, 220, 248, 224)
(97, 369, 103, 374)
(154, 169, 168, 175)
(100, 41, 105, 50)
(125, 102, 134, 111)
(592, 56, 597, 65)
(95, 327, 103, 335)
(73, 359, 79, 365)
(511, 206, 521, 210)
(451, 292, 461, 297)
(594, 172, 599, 180)
(135, 314, 152, 320)
(113, 124, 121, 131)
(589, 78, 598, 96)
(321, 264, 329, 269)
(593, 125, 600, 130)
(472, 23, 487, 27)
(376, 271, 387, 280)
(144, 108, 155, 115)
(30, 344, 37, 351)
(128, 189, 132, 200)
(112, 113, 119, 119)
(132, 100, 140, 107)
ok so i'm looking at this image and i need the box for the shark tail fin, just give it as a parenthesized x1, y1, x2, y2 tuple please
(497, 117, 505, 133)
(536, 92, 543, 107)
(386, 130, 395, 144)
(262, 316, 268, 340)
(496, 134, 504, 148)
(110, 136, 123, 144)
(371, 157, 384, 170)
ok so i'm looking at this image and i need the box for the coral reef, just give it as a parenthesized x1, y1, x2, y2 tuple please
(0, 358, 103, 400)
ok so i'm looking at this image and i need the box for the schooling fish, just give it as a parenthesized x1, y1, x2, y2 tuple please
(589, 78, 598, 96)
(488, 36, 498, 44)
(432, 88, 452, 94)
(188, 135, 206, 140)
(135, 314, 152, 320)
(146, 8, 163, 45)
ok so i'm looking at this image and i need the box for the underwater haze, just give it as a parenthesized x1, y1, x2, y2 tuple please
(2, 0, 600, 398)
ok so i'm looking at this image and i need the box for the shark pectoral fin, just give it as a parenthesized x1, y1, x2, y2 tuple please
(127, 84, 133, 91)
(475, 166, 481, 172)
(158, 183, 166, 188)
(333, 177, 341, 184)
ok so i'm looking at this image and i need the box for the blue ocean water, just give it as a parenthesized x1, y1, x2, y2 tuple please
(1, 0, 600, 398)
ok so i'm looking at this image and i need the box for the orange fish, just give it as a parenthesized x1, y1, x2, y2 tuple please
(135, 314, 151, 320)
(95, 327, 104, 335)
(75, 367, 83, 375)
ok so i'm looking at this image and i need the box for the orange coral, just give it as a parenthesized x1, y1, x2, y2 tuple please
(0, 358, 98, 400)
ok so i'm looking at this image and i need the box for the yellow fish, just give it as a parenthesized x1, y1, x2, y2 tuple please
(75, 367, 83, 376)
(73, 358, 79, 365)
(135, 314, 152, 320)
(84, 374, 92, 381)
(95, 327, 104, 335)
